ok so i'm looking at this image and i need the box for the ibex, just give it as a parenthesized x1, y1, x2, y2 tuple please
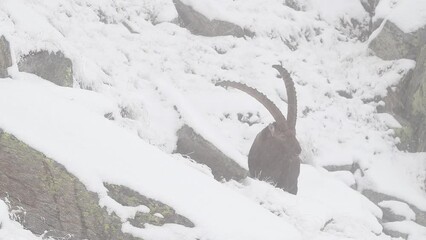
(216, 65, 301, 194)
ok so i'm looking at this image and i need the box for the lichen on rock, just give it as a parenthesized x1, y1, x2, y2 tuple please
(0, 131, 139, 240)
(104, 183, 194, 228)
(371, 21, 426, 152)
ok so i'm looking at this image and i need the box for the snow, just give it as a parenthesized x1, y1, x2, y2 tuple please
(378, 200, 416, 221)
(329, 171, 356, 188)
(0, 76, 301, 240)
(226, 165, 385, 239)
(0, 0, 425, 239)
(357, 152, 426, 211)
(374, 0, 426, 33)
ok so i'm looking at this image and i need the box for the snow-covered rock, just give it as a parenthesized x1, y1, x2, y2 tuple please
(173, 0, 252, 38)
(175, 124, 248, 181)
(383, 221, 426, 240)
(378, 200, 416, 222)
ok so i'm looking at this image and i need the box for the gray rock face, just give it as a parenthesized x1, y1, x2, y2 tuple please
(369, 21, 424, 60)
(379, 46, 426, 152)
(0, 131, 138, 240)
(370, 20, 426, 152)
(173, 0, 253, 38)
(0, 36, 12, 78)
(175, 125, 248, 181)
(18, 50, 73, 87)
(404, 45, 426, 152)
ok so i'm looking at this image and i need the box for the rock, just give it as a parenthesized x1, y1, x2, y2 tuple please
(381, 45, 426, 152)
(404, 45, 426, 152)
(382, 221, 426, 240)
(18, 50, 73, 87)
(362, 189, 426, 227)
(382, 227, 409, 240)
(378, 200, 416, 223)
(104, 183, 194, 228)
(323, 164, 354, 173)
(0, 132, 138, 240)
(175, 125, 248, 181)
(0, 36, 12, 78)
(172, 0, 253, 38)
(285, 0, 303, 11)
(369, 20, 426, 60)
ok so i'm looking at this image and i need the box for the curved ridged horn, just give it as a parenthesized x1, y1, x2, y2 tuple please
(272, 65, 297, 131)
(215, 80, 288, 129)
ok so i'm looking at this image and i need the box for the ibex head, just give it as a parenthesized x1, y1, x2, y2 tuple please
(215, 64, 301, 154)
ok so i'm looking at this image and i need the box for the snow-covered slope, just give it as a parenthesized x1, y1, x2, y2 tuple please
(0, 0, 425, 239)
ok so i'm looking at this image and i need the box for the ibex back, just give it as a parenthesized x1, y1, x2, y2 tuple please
(216, 65, 301, 194)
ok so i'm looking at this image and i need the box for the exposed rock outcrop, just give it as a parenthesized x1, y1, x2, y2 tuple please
(175, 125, 248, 181)
(0, 36, 12, 78)
(369, 21, 425, 61)
(18, 50, 73, 87)
(172, 0, 253, 38)
(0, 130, 138, 240)
(104, 183, 194, 228)
(370, 20, 426, 152)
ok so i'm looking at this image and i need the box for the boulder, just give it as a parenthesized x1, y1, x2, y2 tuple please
(368, 20, 425, 60)
(18, 50, 73, 87)
(0, 36, 12, 78)
(0, 131, 138, 240)
(175, 125, 248, 181)
(172, 0, 253, 38)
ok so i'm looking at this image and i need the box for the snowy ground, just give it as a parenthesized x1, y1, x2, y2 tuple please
(0, 0, 425, 239)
